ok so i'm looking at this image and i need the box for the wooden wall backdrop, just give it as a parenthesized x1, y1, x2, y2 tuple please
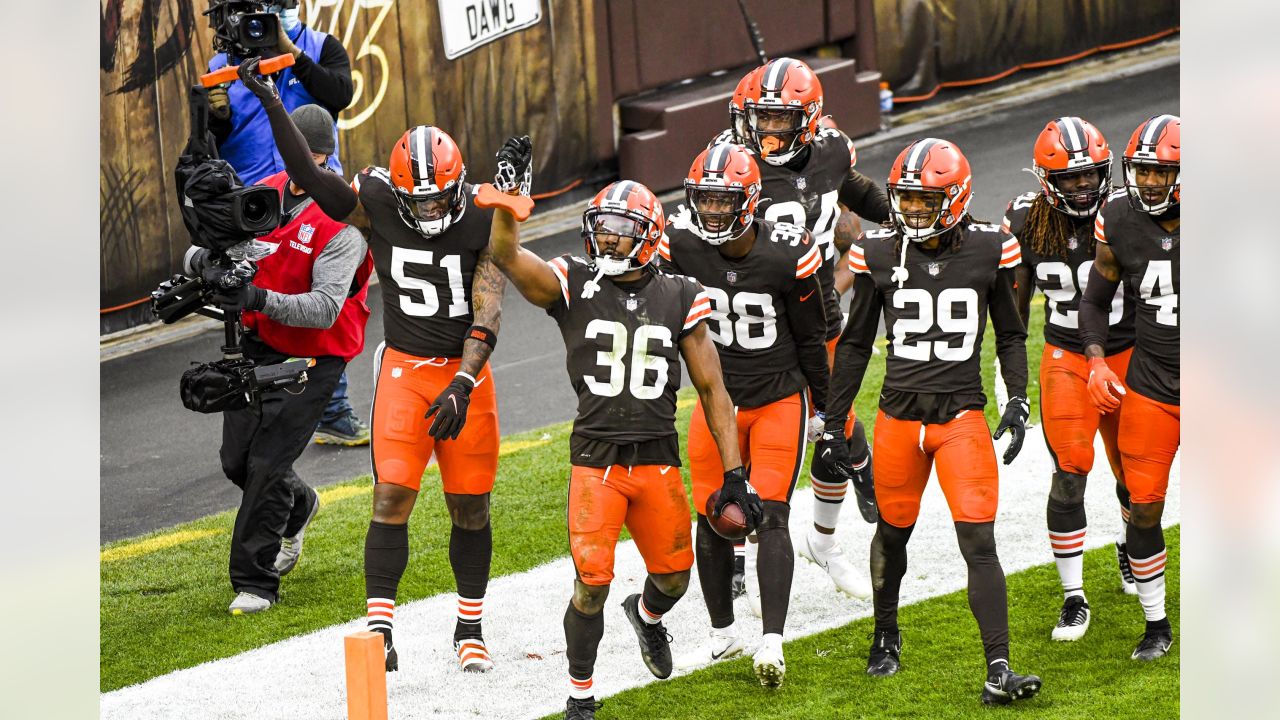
(101, 0, 600, 333)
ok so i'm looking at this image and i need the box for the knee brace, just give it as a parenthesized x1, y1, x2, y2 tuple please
(1047, 470, 1088, 513)
(757, 501, 790, 532)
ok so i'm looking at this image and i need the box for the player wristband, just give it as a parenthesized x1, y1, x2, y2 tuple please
(465, 325, 497, 350)
(454, 371, 477, 389)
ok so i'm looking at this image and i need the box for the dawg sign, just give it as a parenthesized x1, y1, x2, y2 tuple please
(438, 0, 544, 60)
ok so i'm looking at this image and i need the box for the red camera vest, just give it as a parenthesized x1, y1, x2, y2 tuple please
(241, 171, 374, 362)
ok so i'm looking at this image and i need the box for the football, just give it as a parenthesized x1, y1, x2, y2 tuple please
(706, 489, 750, 540)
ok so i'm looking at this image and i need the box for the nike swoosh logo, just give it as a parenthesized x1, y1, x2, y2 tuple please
(711, 647, 732, 660)
(800, 290, 815, 302)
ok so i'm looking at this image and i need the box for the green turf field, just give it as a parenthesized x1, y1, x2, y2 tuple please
(101, 305, 1052, 692)
(561, 527, 1180, 720)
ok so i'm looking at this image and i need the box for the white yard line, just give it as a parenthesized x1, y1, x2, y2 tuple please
(102, 427, 1180, 720)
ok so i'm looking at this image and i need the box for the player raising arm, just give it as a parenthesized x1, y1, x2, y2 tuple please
(488, 173, 755, 720)
(820, 138, 1041, 706)
(237, 58, 513, 674)
(1079, 114, 1181, 662)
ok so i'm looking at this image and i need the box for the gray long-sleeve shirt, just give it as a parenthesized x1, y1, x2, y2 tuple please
(184, 195, 367, 329)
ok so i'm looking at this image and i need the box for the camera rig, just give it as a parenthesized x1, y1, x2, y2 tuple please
(153, 82, 311, 413)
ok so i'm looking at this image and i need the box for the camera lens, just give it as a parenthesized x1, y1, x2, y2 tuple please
(246, 18, 266, 39)
(242, 195, 270, 223)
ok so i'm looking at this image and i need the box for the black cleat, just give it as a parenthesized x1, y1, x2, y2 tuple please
(731, 553, 747, 599)
(384, 641, 399, 673)
(1116, 541, 1138, 595)
(621, 593, 674, 678)
(981, 665, 1042, 705)
(848, 452, 879, 524)
(866, 629, 902, 677)
(1132, 623, 1174, 661)
(565, 696, 601, 720)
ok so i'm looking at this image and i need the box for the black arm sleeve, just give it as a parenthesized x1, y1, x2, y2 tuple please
(290, 35, 354, 115)
(838, 169, 891, 224)
(784, 273, 831, 413)
(1014, 264, 1033, 330)
(990, 268, 1029, 399)
(260, 97, 359, 220)
(824, 272, 881, 432)
(1079, 263, 1121, 352)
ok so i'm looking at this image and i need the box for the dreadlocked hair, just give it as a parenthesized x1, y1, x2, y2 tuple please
(1021, 193, 1082, 261)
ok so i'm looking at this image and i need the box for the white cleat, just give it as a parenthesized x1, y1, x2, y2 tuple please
(1050, 596, 1091, 642)
(228, 591, 273, 615)
(752, 633, 786, 688)
(675, 624, 745, 671)
(799, 531, 872, 600)
(455, 638, 494, 673)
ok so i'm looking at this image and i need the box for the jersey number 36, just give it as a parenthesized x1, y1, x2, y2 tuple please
(584, 320, 671, 399)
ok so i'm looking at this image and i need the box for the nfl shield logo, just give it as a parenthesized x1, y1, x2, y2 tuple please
(298, 223, 315, 243)
(1067, 237, 1079, 250)
(625, 298, 638, 311)
(795, 177, 807, 191)
(726, 271, 738, 285)
(1160, 237, 1173, 251)
(927, 262, 941, 277)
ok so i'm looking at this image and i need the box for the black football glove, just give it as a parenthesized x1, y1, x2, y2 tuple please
(715, 466, 763, 531)
(993, 395, 1030, 465)
(816, 431, 854, 480)
(494, 135, 533, 195)
(210, 282, 267, 314)
(236, 56, 280, 104)
(425, 374, 475, 441)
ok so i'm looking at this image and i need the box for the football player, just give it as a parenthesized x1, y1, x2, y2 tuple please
(1079, 114, 1180, 661)
(239, 69, 518, 674)
(660, 143, 832, 687)
(1003, 117, 1139, 641)
(486, 173, 756, 720)
(819, 138, 1042, 705)
(714, 58, 890, 602)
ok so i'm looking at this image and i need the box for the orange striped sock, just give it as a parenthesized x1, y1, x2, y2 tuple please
(569, 674, 593, 700)
(366, 597, 394, 642)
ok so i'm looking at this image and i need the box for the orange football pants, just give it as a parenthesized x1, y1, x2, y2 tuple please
(873, 409, 999, 527)
(688, 393, 807, 513)
(568, 464, 694, 586)
(1039, 344, 1132, 477)
(370, 344, 499, 494)
(1117, 389, 1180, 504)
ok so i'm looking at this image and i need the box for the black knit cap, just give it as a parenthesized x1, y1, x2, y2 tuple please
(289, 104, 336, 155)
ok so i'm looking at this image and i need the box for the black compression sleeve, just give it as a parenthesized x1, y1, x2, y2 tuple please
(289, 34, 354, 114)
(824, 272, 881, 432)
(1079, 262, 1121, 352)
(990, 268, 1029, 398)
(785, 273, 831, 413)
(838, 169, 891, 224)
(260, 97, 358, 220)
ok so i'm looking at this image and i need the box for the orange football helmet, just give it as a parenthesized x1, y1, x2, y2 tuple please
(728, 66, 764, 145)
(581, 181, 667, 275)
(1032, 116, 1112, 217)
(1123, 114, 1180, 214)
(388, 125, 467, 236)
(684, 143, 762, 245)
(742, 57, 823, 165)
(887, 138, 973, 241)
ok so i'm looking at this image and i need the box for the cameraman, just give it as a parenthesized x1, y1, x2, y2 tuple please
(206, 1, 353, 185)
(186, 101, 373, 615)
(205, 1, 368, 445)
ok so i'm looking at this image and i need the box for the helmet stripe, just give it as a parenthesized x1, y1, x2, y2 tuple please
(763, 58, 792, 92)
(904, 138, 938, 174)
(607, 180, 634, 205)
(1057, 117, 1086, 152)
(706, 144, 730, 174)
(1140, 114, 1175, 149)
(413, 127, 432, 185)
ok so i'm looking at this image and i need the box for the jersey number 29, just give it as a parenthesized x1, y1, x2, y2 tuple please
(891, 287, 980, 362)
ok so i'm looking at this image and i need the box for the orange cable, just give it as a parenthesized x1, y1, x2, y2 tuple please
(893, 27, 1179, 105)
